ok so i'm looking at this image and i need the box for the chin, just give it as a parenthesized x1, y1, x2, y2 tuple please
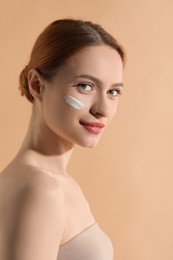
(77, 138, 101, 148)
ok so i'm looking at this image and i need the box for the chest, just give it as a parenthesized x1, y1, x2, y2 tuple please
(63, 178, 94, 222)
(60, 177, 95, 244)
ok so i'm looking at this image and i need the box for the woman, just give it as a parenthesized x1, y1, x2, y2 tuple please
(0, 18, 126, 260)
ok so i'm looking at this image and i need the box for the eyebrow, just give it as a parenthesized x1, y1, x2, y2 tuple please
(74, 74, 124, 88)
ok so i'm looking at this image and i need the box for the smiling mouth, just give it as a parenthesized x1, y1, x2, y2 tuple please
(79, 121, 105, 135)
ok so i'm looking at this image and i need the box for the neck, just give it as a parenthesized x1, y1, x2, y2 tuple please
(15, 109, 75, 174)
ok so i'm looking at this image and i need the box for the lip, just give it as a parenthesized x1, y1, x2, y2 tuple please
(80, 121, 105, 135)
(80, 121, 105, 128)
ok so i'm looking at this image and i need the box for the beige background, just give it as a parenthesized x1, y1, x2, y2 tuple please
(0, 0, 173, 259)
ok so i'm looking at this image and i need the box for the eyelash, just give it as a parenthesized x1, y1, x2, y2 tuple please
(107, 89, 122, 96)
(76, 82, 122, 96)
(76, 83, 93, 92)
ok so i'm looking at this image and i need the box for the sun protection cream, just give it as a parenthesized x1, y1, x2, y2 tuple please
(64, 95, 84, 110)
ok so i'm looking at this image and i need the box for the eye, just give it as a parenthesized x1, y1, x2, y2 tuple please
(107, 89, 122, 96)
(76, 83, 93, 92)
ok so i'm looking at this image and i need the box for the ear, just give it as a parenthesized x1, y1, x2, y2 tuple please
(28, 69, 44, 101)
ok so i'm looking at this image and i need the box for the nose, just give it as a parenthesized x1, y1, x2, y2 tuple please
(89, 95, 113, 119)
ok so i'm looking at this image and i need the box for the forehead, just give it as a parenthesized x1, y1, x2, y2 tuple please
(56, 45, 123, 83)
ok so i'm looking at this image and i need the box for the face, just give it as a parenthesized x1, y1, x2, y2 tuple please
(40, 45, 123, 148)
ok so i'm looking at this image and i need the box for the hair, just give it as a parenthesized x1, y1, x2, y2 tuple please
(19, 18, 126, 103)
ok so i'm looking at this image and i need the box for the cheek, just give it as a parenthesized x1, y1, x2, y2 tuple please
(109, 101, 119, 121)
(42, 87, 84, 130)
(43, 94, 82, 129)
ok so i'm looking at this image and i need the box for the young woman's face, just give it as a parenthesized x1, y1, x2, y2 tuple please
(41, 45, 123, 148)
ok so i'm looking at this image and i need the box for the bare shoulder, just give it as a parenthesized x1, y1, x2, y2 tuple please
(23, 171, 65, 210)
(24, 168, 64, 195)
(18, 168, 67, 229)
(0, 166, 66, 260)
(0, 161, 64, 195)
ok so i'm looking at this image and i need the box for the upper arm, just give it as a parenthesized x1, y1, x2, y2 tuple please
(8, 177, 66, 260)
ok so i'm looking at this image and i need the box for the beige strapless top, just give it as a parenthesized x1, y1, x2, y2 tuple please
(57, 222, 114, 260)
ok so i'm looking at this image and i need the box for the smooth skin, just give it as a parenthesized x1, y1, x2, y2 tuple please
(0, 45, 123, 260)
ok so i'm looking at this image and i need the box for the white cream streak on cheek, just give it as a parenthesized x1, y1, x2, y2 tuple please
(64, 95, 84, 110)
